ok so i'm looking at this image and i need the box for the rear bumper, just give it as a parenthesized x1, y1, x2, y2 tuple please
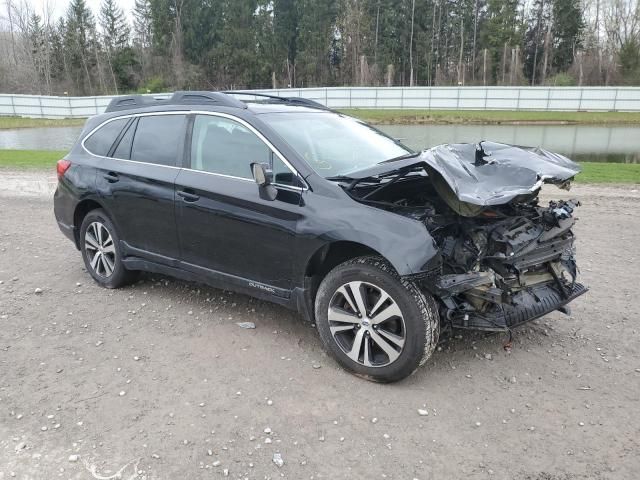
(54, 182, 80, 249)
(56, 219, 77, 247)
(453, 282, 588, 331)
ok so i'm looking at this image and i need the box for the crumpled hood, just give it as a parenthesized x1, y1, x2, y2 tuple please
(421, 141, 581, 208)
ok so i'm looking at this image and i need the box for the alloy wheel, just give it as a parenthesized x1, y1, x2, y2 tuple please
(84, 221, 116, 278)
(328, 281, 406, 367)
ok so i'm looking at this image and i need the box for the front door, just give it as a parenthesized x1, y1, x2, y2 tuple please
(174, 113, 305, 291)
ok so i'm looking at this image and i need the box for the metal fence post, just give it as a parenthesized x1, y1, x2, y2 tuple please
(546, 88, 551, 110)
(578, 88, 584, 111)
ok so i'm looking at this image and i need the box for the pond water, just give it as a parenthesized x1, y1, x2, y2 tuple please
(379, 124, 640, 163)
(0, 123, 638, 163)
(0, 126, 83, 151)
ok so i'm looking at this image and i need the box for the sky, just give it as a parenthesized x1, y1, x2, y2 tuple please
(29, 0, 134, 22)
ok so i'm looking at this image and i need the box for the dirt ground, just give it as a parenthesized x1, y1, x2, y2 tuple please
(1, 171, 639, 480)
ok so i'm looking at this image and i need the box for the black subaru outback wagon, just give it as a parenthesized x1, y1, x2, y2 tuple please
(54, 91, 587, 382)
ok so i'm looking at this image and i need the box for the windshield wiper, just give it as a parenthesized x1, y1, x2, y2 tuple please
(325, 174, 352, 182)
(377, 151, 421, 164)
(326, 153, 422, 181)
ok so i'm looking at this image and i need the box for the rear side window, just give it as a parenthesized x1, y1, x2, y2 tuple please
(84, 118, 128, 156)
(130, 115, 187, 166)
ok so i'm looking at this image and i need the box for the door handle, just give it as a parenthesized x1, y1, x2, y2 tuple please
(103, 172, 119, 183)
(177, 190, 200, 202)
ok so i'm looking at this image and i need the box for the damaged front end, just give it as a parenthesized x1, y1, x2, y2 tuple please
(429, 197, 586, 330)
(336, 141, 588, 332)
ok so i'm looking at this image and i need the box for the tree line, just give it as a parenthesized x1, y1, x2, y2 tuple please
(1, 0, 639, 96)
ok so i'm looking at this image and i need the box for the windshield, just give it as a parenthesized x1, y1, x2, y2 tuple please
(260, 112, 412, 178)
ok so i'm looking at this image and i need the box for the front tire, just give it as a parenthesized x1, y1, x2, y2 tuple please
(315, 256, 439, 383)
(79, 209, 136, 289)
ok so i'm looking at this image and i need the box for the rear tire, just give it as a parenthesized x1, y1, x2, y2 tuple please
(79, 209, 136, 289)
(315, 256, 439, 383)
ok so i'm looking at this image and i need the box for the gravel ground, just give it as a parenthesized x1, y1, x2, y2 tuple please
(1, 171, 639, 480)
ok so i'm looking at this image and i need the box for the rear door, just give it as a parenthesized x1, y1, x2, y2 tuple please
(92, 113, 188, 263)
(174, 113, 305, 292)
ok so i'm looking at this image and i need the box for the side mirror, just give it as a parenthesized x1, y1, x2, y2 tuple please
(251, 162, 273, 187)
(250, 162, 277, 201)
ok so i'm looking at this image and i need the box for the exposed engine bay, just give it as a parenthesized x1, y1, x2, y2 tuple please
(333, 141, 588, 331)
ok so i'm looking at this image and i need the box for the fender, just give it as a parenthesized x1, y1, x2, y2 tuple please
(310, 225, 439, 276)
(296, 187, 441, 279)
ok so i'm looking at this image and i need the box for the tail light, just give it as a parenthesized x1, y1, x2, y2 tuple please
(56, 159, 71, 180)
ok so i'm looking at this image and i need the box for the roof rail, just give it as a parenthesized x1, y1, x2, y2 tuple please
(104, 91, 247, 113)
(222, 91, 330, 110)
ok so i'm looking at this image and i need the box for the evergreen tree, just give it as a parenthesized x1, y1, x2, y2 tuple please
(552, 0, 584, 72)
(28, 13, 46, 91)
(1, 0, 636, 94)
(295, 0, 339, 86)
(133, 0, 153, 48)
(368, 0, 411, 85)
(49, 18, 70, 91)
(149, 0, 177, 53)
(273, 0, 298, 86)
(65, 0, 97, 94)
(99, 0, 136, 92)
(181, 0, 223, 70)
(483, 0, 520, 84)
(523, 0, 551, 84)
(619, 38, 640, 85)
(100, 0, 130, 51)
(211, 0, 262, 87)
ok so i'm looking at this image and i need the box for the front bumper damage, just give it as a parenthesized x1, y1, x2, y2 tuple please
(463, 282, 587, 330)
(432, 272, 588, 331)
(421, 143, 589, 331)
(340, 141, 590, 332)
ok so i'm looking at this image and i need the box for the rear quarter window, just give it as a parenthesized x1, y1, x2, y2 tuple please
(112, 119, 137, 160)
(83, 118, 129, 156)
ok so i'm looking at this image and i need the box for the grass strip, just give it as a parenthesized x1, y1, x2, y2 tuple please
(0, 149, 68, 169)
(0, 117, 85, 130)
(341, 109, 640, 125)
(0, 150, 638, 183)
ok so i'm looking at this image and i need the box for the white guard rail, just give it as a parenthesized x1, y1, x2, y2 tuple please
(1, 86, 639, 118)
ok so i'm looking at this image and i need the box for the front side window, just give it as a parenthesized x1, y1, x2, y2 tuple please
(260, 112, 411, 178)
(130, 114, 187, 166)
(190, 115, 273, 180)
(84, 118, 129, 156)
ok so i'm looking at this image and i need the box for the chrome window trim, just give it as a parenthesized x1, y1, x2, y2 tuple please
(81, 110, 308, 191)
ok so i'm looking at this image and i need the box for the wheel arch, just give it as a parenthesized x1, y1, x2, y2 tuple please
(295, 219, 440, 322)
(305, 241, 385, 280)
(298, 241, 391, 321)
(72, 198, 108, 249)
